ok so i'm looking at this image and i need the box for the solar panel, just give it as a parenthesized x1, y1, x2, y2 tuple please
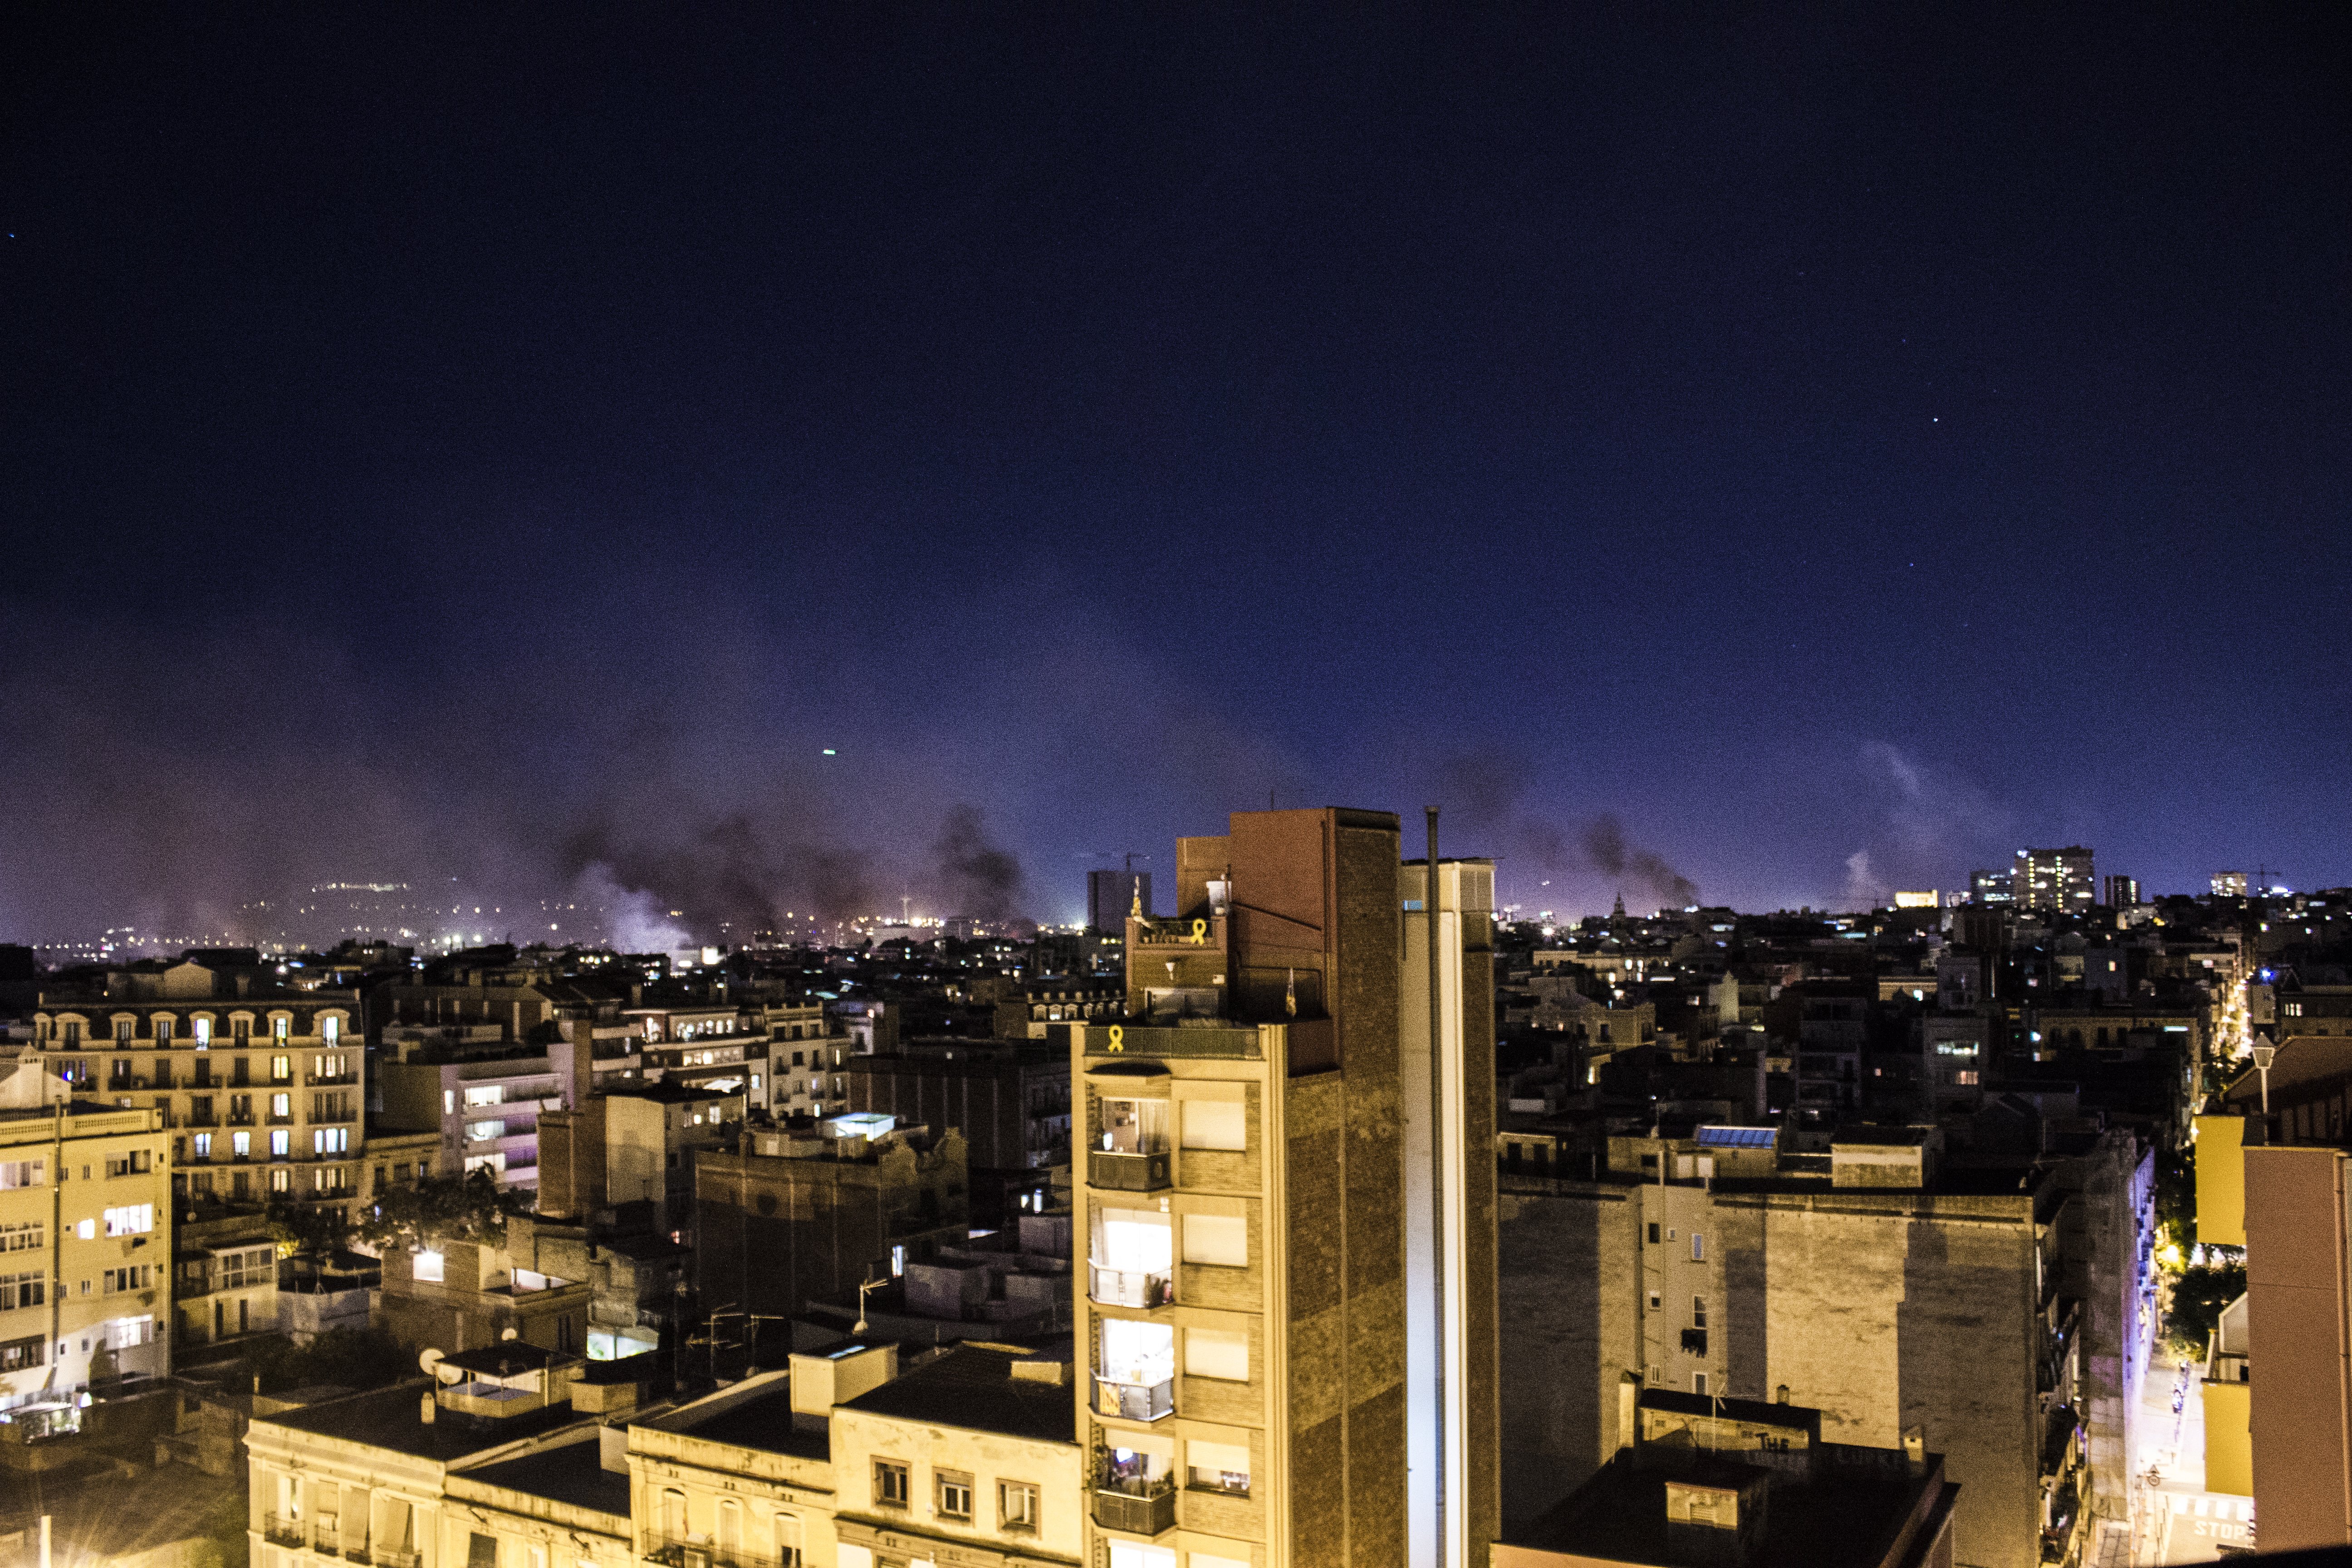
(1695, 1125, 1774, 1148)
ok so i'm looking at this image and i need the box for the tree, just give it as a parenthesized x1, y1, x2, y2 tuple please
(2166, 1260, 2246, 1357)
(352, 1169, 530, 1251)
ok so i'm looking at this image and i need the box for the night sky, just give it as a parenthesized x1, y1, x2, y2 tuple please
(4, 5, 2347, 941)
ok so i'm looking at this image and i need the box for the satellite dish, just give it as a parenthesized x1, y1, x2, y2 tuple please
(418, 1348, 445, 1379)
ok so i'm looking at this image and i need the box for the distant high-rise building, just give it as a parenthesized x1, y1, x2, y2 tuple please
(2212, 871, 2249, 898)
(1087, 867, 1152, 931)
(2011, 846, 2095, 914)
(2102, 875, 2140, 909)
(1968, 868, 2014, 906)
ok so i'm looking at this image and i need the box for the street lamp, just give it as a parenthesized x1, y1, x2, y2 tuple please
(2251, 1035, 2277, 1116)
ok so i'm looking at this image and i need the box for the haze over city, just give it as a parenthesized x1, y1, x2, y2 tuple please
(6, 6, 2346, 946)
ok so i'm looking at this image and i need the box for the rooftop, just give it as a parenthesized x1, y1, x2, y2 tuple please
(837, 1342, 1077, 1446)
(253, 1380, 586, 1461)
(455, 1433, 631, 1521)
(643, 1381, 830, 1462)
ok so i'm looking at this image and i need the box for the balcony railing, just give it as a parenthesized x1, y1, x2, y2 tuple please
(1084, 1024, 1262, 1060)
(646, 1540, 781, 1568)
(186, 1112, 219, 1127)
(1093, 1479, 1177, 1536)
(308, 1072, 359, 1086)
(1093, 1375, 1174, 1422)
(372, 1550, 420, 1568)
(227, 1112, 256, 1126)
(262, 1515, 306, 1548)
(1090, 1265, 1174, 1309)
(1089, 1150, 1171, 1192)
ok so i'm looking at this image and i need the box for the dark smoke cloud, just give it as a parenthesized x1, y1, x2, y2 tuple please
(929, 804, 1027, 925)
(1579, 813, 1700, 908)
(1434, 749, 1700, 911)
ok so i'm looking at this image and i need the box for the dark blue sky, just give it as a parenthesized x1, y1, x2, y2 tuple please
(4, 3, 2346, 938)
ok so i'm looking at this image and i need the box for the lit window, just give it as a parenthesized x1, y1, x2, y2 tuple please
(270, 1130, 289, 1158)
(103, 1204, 153, 1237)
(414, 1250, 444, 1283)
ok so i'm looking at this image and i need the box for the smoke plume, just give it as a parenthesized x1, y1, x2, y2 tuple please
(930, 804, 1028, 925)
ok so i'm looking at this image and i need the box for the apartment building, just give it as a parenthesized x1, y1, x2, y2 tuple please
(172, 1205, 282, 1350)
(32, 963, 365, 1215)
(0, 1068, 175, 1427)
(375, 1235, 591, 1358)
(847, 1040, 1072, 1225)
(243, 1351, 625, 1568)
(1074, 808, 1499, 1568)
(1496, 1122, 2150, 1568)
(376, 1029, 569, 1190)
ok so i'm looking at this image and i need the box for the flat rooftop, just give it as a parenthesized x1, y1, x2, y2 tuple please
(455, 1433, 630, 1521)
(837, 1343, 1076, 1446)
(643, 1381, 830, 1462)
(253, 1380, 583, 1462)
(1512, 1454, 1957, 1568)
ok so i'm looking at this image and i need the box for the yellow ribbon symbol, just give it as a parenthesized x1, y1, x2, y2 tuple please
(1190, 918, 1207, 945)
(1106, 1025, 1124, 1053)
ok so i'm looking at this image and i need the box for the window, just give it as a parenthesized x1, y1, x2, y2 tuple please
(115, 1021, 134, 1044)
(270, 1093, 291, 1118)
(271, 1054, 292, 1081)
(1186, 1327, 1249, 1382)
(0, 1336, 44, 1371)
(270, 1168, 291, 1193)
(0, 1160, 46, 1191)
(0, 1221, 43, 1253)
(105, 1315, 154, 1349)
(102, 1265, 152, 1294)
(1646, 1222, 1660, 1245)
(773, 1514, 804, 1567)
(414, 1250, 444, 1283)
(1691, 1232, 1705, 1261)
(1693, 1297, 1708, 1329)
(467, 1533, 497, 1568)
(464, 1085, 504, 1107)
(1648, 1290, 1661, 1311)
(322, 1016, 340, 1045)
(105, 1150, 152, 1177)
(997, 1482, 1038, 1532)
(194, 1017, 212, 1048)
(444, 1089, 457, 1116)
(1695, 1372, 1710, 1396)
(103, 1204, 153, 1237)
(1187, 1438, 1251, 1495)
(273, 1017, 290, 1043)
(231, 1132, 250, 1159)
(154, 1017, 175, 1044)
(270, 1130, 290, 1158)
(659, 1491, 686, 1541)
(1181, 1099, 1247, 1152)
(314, 1128, 348, 1154)
(1182, 1213, 1248, 1268)
(873, 1459, 911, 1509)
(0, 1272, 45, 1311)
(935, 1468, 974, 1522)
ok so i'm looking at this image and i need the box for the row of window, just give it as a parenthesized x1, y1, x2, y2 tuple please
(652, 1492, 810, 1563)
(867, 1464, 1039, 1531)
(45, 1014, 338, 1046)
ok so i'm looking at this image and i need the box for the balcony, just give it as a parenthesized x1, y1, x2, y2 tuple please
(371, 1551, 420, 1568)
(227, 1112, 256, 1127)
(1093, 1479, 1177, 1537)
(1089, 1150, 1171, 1192)
(186, 1112, 219, 1127)
(1092, 1375, 1174, 1422)
(308, 1072, 359, 1086)
(1090, 1265, 1174, 1309)
(646, 1541, 781, 1568)
(1084, 1024, 1262, 1060)
(263, 1515, 307, 1548)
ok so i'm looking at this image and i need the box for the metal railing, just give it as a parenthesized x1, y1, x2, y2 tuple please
(1084, 1024, 1262, 1060)
(1093, 1479, 1176, 1536)
(262, 1515, 306, 1548)
(371, 1549, 420, 1568)
(646, 1541, 781, 1568)
(1089, 1265, 1174, 1309)
(1092, 1375, 1174, 1422)
(1088, 1150, 1171, 1192)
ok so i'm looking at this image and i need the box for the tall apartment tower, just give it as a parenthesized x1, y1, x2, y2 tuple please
(1074, 807, 1497, 1568)
(2010, 847, 2095, 914)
